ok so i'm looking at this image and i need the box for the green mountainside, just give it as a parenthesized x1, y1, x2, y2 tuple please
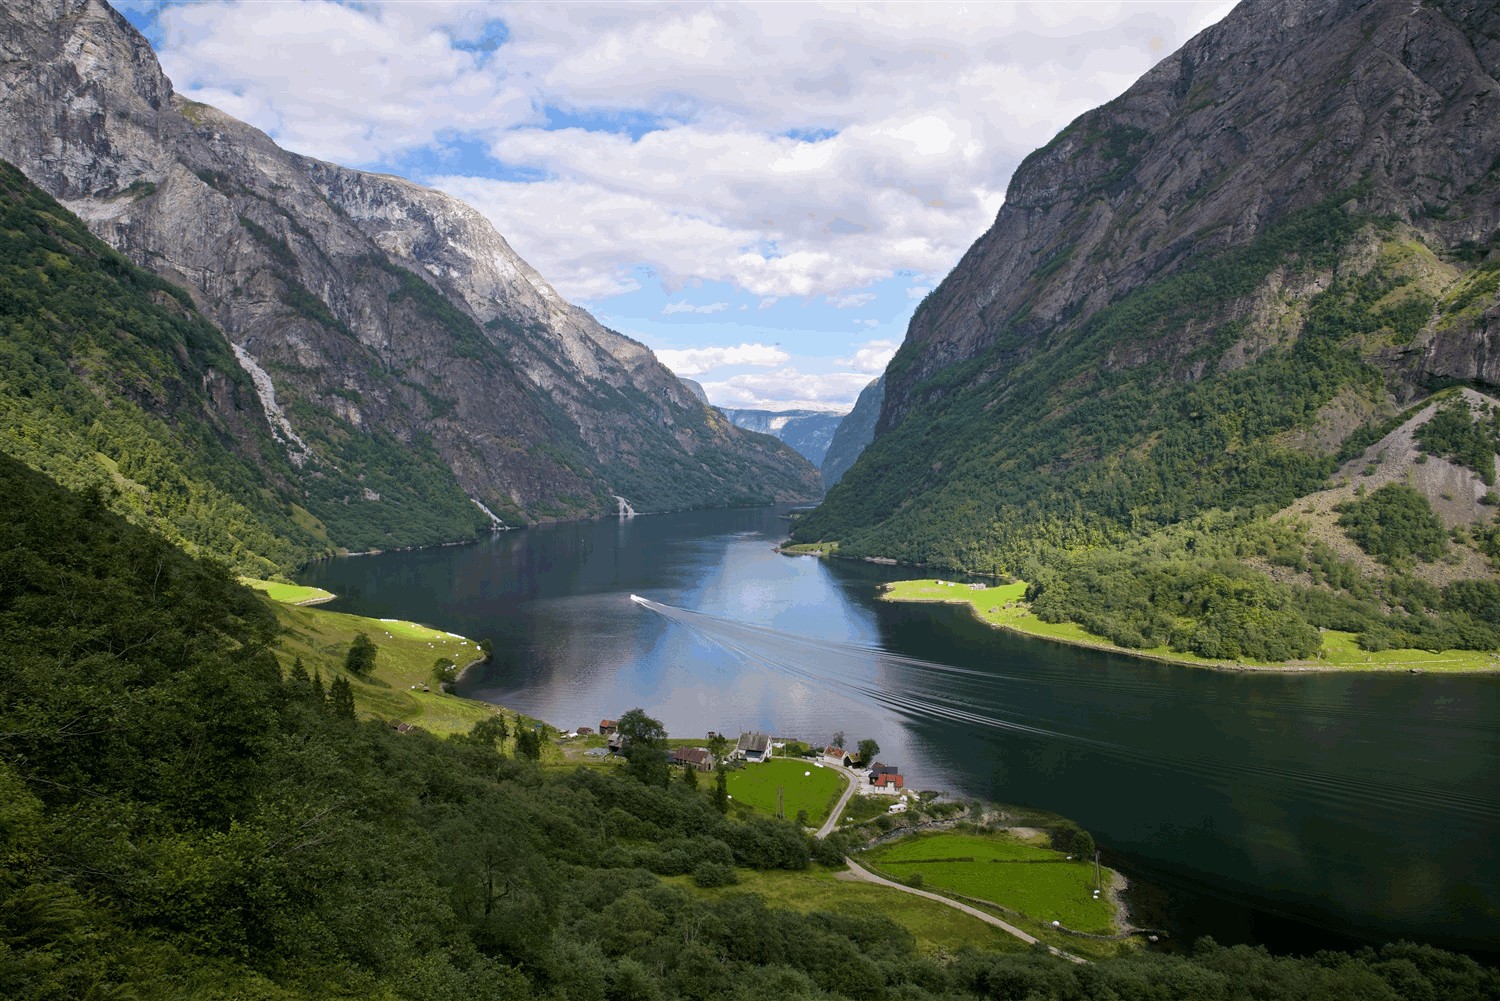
(795, 0, 1500, 662)
(4, 449, 1497, 998)
(0, 160, 336, 575)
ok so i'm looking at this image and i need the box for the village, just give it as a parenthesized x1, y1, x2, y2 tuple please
(573, 718, 915, 820)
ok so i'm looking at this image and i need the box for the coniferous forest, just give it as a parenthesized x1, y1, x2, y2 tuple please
(3, 450, 1498, 999)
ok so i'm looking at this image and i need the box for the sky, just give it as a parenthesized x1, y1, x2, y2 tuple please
(117, 0, 1235, 412)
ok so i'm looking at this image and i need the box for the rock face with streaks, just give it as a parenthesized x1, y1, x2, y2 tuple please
(820, 376, 884, 488)
(796, 0, 1500, 567)
(881, 0, 1500, 432)
(0, 0, 818, 551)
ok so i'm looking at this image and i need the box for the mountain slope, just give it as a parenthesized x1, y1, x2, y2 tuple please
(796, 0, 1500, 571)
(719, 409, 846, 467)
(820, 376, 884, 488)
(0, 159, 331, 575)
(0, 0, 818, 553)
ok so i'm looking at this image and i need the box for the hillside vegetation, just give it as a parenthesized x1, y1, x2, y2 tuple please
(798, 206, 1500, 663)
(4, 448, 1498, 998)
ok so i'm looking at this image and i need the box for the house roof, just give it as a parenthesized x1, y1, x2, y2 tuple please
(600, 719, 617, 728)
(672, 747, 713, 766)
(736, 731, 771, 754)
(873, 773, 905, 788)
(823, 746, 847, 758)
(869, 762, 898, 775)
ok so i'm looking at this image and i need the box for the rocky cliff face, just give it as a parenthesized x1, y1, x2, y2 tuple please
(0, 0, 817, 549)
(819, 376, 883, 488)
(884, 0, 1500, 432)
(796, 0, 1500, 568)
(718, 409, 845, 467)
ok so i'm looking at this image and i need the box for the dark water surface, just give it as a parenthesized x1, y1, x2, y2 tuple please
(298, 505, 1500, 958)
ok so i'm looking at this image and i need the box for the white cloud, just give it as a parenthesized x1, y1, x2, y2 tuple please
(855, 318, 879, 328)
(139, 1, 1232, 303)
(842, 339, 899, 374)
(662, 300, 729, 315)
(907, 286, 933, 299)
(829, 292, 877, 310)
(654, 342, 789, 377)
(702, 368, 875, 410)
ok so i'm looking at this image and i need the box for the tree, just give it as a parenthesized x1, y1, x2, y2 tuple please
(617, 707, 669, 787)
(681, 762, 699, 790)
(707, 731, 730, 763)
(468, 713, 509, 753)
(432, 656, 457, 687)
(1071, 829, 1096, 859)
(713, 766, 729, 814)
(345, 631, 377, 676)
(831, 730, 846, 750)
(327, 675, 355, 721)
(514, 728, 542, 760)
(856, 738, 880, 765)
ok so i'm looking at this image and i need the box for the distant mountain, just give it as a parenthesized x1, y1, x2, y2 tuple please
(680, 378, 710, 405)
(797, 0, 1500, 569)
(0, 0, 818, 564)
(718, 409, 846, 468)
(819, 376, 884, 488)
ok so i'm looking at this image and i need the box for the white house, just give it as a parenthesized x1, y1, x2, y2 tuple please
(735, 731, 772, 763)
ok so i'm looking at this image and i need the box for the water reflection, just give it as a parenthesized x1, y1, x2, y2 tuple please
(298, 505, 1500, 959)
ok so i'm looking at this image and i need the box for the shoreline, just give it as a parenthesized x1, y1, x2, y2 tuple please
(876, 583, 1500, 676)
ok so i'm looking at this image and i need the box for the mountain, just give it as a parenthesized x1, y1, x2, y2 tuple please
(819, 376, 884, 488)
(793, 0, 1500, 660)
(797, 0, 1500, 568)
(718, 408, 846, 467)
(0, 0, 819, 564)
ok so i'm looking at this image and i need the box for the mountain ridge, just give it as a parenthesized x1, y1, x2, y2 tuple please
(0, 0, 818, 557)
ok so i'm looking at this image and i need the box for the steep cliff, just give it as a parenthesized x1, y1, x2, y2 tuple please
(0, 0, 818, 557)
(797, 0, 1500, 569)
(819, 376, 884, 488)
(718, 409, 845, 467)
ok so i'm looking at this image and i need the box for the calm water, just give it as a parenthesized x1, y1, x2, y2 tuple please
(298, 505, 1500, 958)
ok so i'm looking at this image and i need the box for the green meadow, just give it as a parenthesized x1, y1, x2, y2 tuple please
(882, 579, 1500, 673)
(726, 758, 847, 824)
(866, 832, 1116, 935)
(238, 576, 335, 605)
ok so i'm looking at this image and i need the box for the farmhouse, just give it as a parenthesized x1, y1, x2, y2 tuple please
(822, 746, 851, 766)
(671, 747, 714, 772)
(871, 772, 905, 792)
(576, 726, 594, 735)
(599, 719, 618, 735)
(735, 731, 773, 763)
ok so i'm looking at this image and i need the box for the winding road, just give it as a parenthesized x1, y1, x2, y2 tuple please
(813, 762, 1087, 963)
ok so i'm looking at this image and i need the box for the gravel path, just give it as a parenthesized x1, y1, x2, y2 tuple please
(836, 858, 1087, 964)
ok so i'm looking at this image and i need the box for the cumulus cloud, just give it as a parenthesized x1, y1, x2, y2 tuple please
(137, 0, 1231, 303)
(701, 368, 874, 410)
(663, 300, 729, 314)
(654, 342, 789, 377)
(842, 339, 900, 374)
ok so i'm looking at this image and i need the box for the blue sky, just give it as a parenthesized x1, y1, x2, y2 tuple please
(117, 0, 1233, 410)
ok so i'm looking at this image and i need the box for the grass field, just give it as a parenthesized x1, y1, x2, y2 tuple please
(882, 579, 1500, 673)
(672, 867, 1027, 956)
(239, 576, 335, 605)
(866, 832, 1115, 935)
(270, 600, 497, 737)
(725, 758, 847, 824)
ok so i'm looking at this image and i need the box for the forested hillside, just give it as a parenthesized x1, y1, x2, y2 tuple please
(0, 160, 333, 576)
(794, 0, 1500, 661)
(4, 448, 1498, 998)
(0, 0, 819, 548)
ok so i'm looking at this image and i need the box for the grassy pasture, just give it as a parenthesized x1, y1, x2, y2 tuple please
(882, 579, 1499, 673)
(269, 600, 497, 736)
(867, 832, 1115, 935)
(725, 758, 847, 824)
(672, 867, 1028, 956)
(238, 576, 334, 605)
